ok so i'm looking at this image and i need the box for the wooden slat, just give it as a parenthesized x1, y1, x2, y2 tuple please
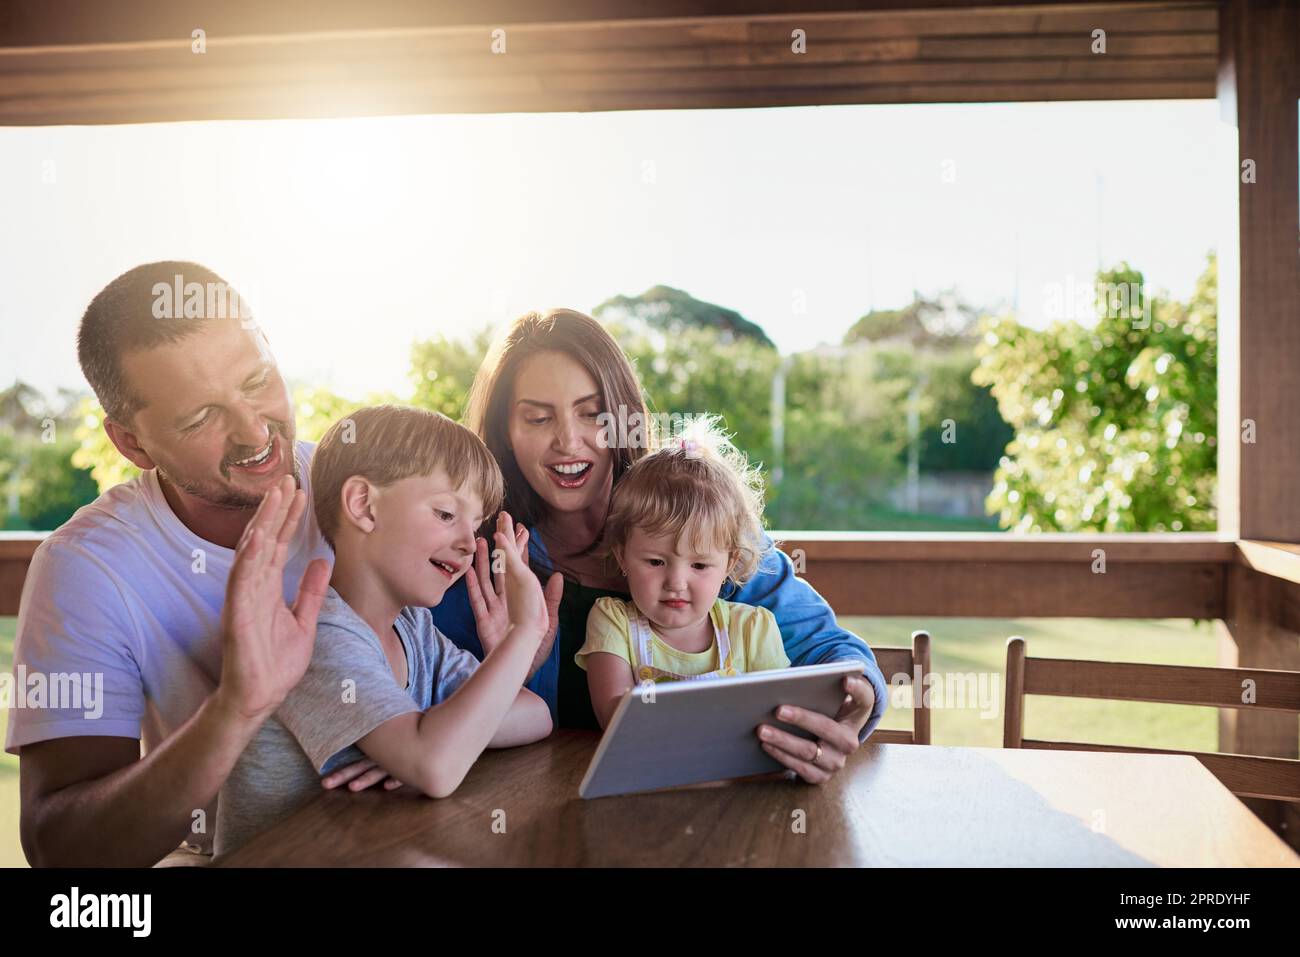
(0, 82, 1221, 125)
(1022, 739, 1300, 802)
(0, 2, 1222, 49)
(779, 532, 1233, 562)
(920, 32, 1215, 58)
(867, 728, 916, 744)
(0, 59, 1218, 102)
(1023, 656, 1300, 710)
(0, 39, 1218, 83)
(538, 58, 1215, 93)
(1237, 540, 1300, 587)
(871, 646, 915, 681)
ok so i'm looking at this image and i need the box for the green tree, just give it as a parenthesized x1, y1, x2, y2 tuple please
(973, 254, 1217, 531)
(608, 317, 779, 465)
(595, 286, 776, 349)
(844, 289, 981, 350)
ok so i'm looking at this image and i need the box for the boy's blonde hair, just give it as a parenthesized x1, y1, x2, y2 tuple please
(603, 416, 768, 586)
(312, 405, 503, 550)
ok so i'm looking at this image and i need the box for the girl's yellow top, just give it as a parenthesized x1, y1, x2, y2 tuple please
(577, 595, 790, 681)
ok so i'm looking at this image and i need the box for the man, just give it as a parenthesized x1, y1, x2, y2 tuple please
(6, 261, 351, 866)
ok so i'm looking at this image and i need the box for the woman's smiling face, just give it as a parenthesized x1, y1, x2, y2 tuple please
(506, 350, 614, 519)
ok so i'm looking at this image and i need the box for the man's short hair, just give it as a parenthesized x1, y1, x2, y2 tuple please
(77, 261, 244, 425)
(311, 405, 505, 551)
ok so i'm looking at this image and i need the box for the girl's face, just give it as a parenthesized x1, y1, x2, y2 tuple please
(619, 525, 732, 634)
(506, 350, 614, 520)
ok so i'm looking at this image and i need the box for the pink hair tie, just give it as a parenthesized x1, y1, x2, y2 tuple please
(677, 437, 701, 456)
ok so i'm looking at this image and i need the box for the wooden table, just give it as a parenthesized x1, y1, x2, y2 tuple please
(220, 731, 1300, 867)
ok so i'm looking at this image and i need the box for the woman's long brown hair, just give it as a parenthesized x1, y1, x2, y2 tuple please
(464, 309, 655, 570)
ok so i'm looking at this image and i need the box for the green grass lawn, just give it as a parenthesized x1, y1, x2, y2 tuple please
(0, 614, 1221, 868)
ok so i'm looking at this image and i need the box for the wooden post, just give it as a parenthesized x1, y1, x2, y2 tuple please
(1216, 0, 1300, 848)
(1004, 636, 1026, 748)
(1217, 0, 1300, 542)
(911, 629, 932, 746)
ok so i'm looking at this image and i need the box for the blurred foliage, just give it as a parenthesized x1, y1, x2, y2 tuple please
(847, 294, 1012, 474)
(769, 345, 911, 529)
(408, 326, 497, 419)
(0, 385, 98, 530)
(293, 384, 402, 443)
(15, 439, 97, 529)
(71, 397, 139, 491)
(973, 254, 1217, 531)
(914, 350, 1014, 473)
(15, 260, 1215, 535)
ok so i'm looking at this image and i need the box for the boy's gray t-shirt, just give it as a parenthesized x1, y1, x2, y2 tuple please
(214, 587, 479, 858)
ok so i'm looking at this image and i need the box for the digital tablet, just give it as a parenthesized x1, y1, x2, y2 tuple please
(578, 660, 864, 799)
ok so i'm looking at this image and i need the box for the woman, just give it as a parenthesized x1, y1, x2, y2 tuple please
(431, 309, 889, 783)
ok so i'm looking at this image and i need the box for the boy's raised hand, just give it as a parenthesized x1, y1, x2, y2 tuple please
(492, 512, 549, 643)
(467, 514, 562, 671)
(466, 517, 526, 655)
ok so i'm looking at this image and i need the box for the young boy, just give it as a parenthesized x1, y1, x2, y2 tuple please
(214, 405, 551, 857)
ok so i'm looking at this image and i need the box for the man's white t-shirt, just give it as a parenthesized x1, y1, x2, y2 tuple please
(4, 440, 332, 850)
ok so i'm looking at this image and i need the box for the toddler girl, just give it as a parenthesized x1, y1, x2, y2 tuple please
(576, 419, 790, 728)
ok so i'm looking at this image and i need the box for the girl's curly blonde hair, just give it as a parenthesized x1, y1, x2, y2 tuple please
(602, 415, 768, 586)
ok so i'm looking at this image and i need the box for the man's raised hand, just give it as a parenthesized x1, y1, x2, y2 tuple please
(217, 475, 331, 721)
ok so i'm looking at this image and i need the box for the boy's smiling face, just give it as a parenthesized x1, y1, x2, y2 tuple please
(365, 468, 485, 609)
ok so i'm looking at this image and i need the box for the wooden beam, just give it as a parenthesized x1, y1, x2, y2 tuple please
(774, 533, 1231, 617)
(0, 532, 1238, 618)
(0, 2, 1218, 122)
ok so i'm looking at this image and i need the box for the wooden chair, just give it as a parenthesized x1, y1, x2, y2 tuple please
(866, 630, 931, 745)
(1003, 636, 1300, 802)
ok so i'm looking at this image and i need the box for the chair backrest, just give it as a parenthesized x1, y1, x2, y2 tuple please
(1003, 636, 1300, 803)
(866, 630, 931, 746)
